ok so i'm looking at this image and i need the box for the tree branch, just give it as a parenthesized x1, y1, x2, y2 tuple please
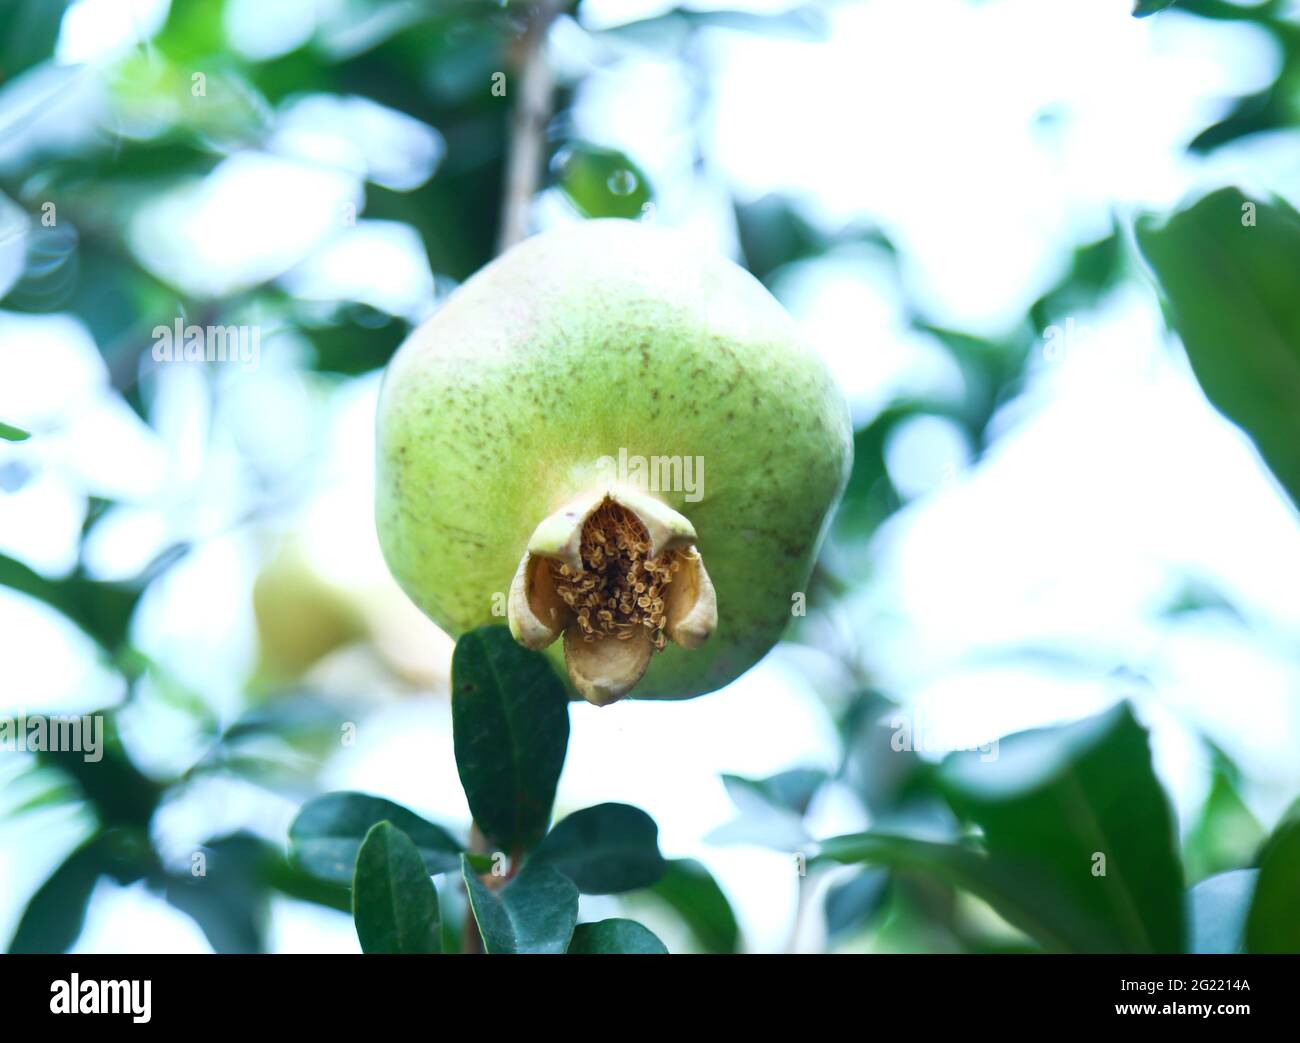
(496, 0, 562, 254)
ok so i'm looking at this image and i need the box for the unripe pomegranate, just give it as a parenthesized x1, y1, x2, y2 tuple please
(375, 220, 851, 704)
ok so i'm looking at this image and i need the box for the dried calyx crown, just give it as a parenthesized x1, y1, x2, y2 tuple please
(507, 486, 717, 706)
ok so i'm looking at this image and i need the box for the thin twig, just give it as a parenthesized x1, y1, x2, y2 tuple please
(496, 0, 562, 254)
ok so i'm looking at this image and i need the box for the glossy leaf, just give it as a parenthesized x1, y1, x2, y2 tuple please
(462, 855, 578, 955)
(352, 823, 441, 955)
(648, 859, 740, 954)
(451, 627, 569, 852)
(289, 792, 463, 885)
(939, 702, 1184, 953)
(1137, 188, 1300, 508)
(531, 803, 666, 894)
(568, 918, 668, 954)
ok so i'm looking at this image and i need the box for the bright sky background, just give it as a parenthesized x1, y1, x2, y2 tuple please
(1, 0, 1298, 953)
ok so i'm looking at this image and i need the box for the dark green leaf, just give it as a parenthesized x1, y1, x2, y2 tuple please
(462, 855, 577, 954)
(1245, 810, 1300, 953)
(568, 918, 668, 954)
(1133, 0, 1178, 14)
(162, 834, 269, 954)
(815, 832, 1115, 953)
(939, 702, 1184, 953)
(531, 803, 665, 894)
(1188, 869, 1256, 954)
(451, 626, 569, 852)
(0, 421, 30, 441)
(289, 791, 463, 885)
(8, 830, 153, 954)
(352, 822, 441, 955)
(1137, 188, 1300, 507)
(647, 858, 739, 954)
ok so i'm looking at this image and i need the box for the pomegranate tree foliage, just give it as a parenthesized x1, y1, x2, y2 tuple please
(2, 0, 1299, 954)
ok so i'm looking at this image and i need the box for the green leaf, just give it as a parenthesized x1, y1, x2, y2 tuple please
(451, 626, 569, 852)
(1133, 0, 1178, 15)
(1188, 869, 1256, 955)
(1245, 810, 1300, 953)
(352, 823, 441, 955)
(530, 803, 666, 894)
(647, 858, 739, 954)
(8, 830, 153, 954)
(0, 421, 30, 441)
(814, 832, 1117, 954)
(461, 855, 578, 954)
(289, 792, 463, 885)
(162, 833, 270, 954)
(939, 702, 1184, 953)
(1137, 188, 1300, 508)
(554, 143, 652, 221)
(568, 918, 668, 954)
(1183, 753, 1265, 883)
(723, 768, 828, 816)
(824, 868, 889, 940)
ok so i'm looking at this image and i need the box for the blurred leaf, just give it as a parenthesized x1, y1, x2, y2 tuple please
(451, 626, 569, 852)
(531, 803, 666, 894)
(0, 553, 152, 654)
(1133, 1, 1180, 14)
(1183, 751, 1265, 883)
(735, 193, 896, 285)
(814, 832, 1114, 953)
(568, 918, 668, 954)
(352, 822, 441, 955)
(939, 702, 1184, 953)
(1245, 808, 1300, 953)
(289, 791, 463, 885)
(0, 420, 29, 441)
(162, 834, 270, 954)
(1187, 869, 1256, 954)
(647, 858, 739, 954)
(35, 714, 163, 832)
(724, 768, 828, 817)
(824, 868, 890, 941)
(462, 855, 578, 955)
(8, 829, 154, 954)
(555, 143, 652, 220)
(1137, 188, 1300, 508)
(600, 6, 829, 48)
(0, 0, 71, 81)
(301, 309, 408, 376)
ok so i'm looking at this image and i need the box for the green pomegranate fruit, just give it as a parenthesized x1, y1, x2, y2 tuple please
(375, 219, 851, 704)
